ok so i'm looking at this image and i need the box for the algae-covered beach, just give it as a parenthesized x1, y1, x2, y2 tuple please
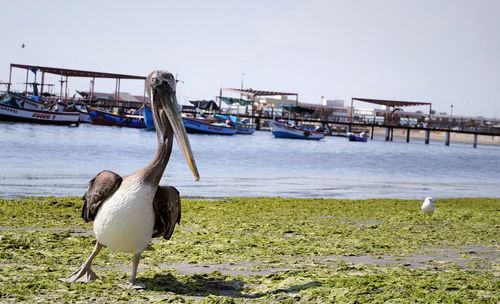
(0, 197, 498, 303)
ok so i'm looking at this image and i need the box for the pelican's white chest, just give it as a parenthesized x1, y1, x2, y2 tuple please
(93, 177, 156, 253)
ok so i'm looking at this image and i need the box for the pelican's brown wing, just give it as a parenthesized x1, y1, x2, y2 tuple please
(81, 170, 122, 222)
(152, 186, 181, 240)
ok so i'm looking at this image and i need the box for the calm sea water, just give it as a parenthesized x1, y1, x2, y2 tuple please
(0, 122, 499, 199)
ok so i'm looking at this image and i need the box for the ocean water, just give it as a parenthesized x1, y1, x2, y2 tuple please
(0, 122, 499, 199)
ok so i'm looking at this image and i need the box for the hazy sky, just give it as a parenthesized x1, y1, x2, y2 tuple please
(1, 0, 499, 117)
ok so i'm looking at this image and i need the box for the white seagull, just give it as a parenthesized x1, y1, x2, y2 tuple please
(421, 197, 435, 216)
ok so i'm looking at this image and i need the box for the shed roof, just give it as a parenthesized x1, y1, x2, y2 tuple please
(11, 63, 146, 80)
(222, 88, 298, 98)
(77, 91, 144, 102)
(352, 97, 431, 108)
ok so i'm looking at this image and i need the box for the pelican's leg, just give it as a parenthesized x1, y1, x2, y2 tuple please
(119, 252, 146, 289)
(60, 242, 103, 283)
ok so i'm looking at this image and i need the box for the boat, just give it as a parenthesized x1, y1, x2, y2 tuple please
(144, 105, 238, 135)
(182, 116, 238, 135)
(214, 114, 256, 135)
(88, 107, 146, 128)
(142, 104, 156, 130)
(0, 92, 80, 126)
(348, 132, 369, 142)
(271, 121, 325, 140)
(76, 105, 92, 123)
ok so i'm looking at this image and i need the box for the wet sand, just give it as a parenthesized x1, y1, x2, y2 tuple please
(373, 128, 500, 146)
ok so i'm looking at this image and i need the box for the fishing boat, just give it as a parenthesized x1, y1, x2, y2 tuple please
(142, 104, 155, 130)
(88, 107, 146, 128)
(214, 114, 256, 135)
(0, 92, 80, 126)
(348, 132, 369, 142)
(271, 121, 325, 140)
(182, 116, 237, 135)
(75, 105, 92, 123)
(144, 105, 238, 135)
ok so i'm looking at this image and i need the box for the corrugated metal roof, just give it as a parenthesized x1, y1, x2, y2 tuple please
(77, 91, 143, 102)
(11, 63, 146, 80)
(352, 97, 431, 107)
(222, 88, 298, 97)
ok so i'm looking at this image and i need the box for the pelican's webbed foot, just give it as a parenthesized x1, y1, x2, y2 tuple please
(60, 242, 103, 283)
(119, 282, 146, 290)
(60, 265, 98, 283)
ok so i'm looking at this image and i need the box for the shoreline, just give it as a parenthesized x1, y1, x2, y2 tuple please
(372, 128, 500, 146)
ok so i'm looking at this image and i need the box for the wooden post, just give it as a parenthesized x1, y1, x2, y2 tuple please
(114, 78, 119, 101)
(390, 127, 394, 141)
(371, 125, 374, 140)
(473, 134, 478, 148)
(385, 127, 390, 141)
(348, 98, 353, 132)
(25, 69, 29, 93)
(91, 77, 95, 100)
(445, 131, 450, 146)
(406, 128, 410, 143)
(65, 76, 69, 102)
(117, 78, 121, 101)
(425, 130, 430, 144)
(40, 72, 45, 96)
(8, 65, 12, 91)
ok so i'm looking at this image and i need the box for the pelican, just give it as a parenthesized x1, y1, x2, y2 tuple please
(421, 197, 435, 216)
(61, 70, 199, 289)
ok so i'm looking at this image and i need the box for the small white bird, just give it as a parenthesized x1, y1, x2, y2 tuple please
(421, 197, 435, 216)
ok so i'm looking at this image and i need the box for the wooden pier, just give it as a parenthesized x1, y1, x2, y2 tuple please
(219, 112, 497, 148)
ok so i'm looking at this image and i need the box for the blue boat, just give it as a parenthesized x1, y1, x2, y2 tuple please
(348, 132, 369, 142)
(144, 106, 237, 135)
(88, 107, 146, 128)
(142, 104, 155, 130)
(271, 121, 325, 140)
(182, 117, 238, 135)
(214, 114, 256, 135)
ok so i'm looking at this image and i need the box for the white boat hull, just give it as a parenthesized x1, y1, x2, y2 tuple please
(0, 103, 80, 126)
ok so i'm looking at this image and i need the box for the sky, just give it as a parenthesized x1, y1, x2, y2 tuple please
(1, 0, 499, 117)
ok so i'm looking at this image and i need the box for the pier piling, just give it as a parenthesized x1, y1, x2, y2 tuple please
(473, 134, 478, 148)
(370, 125, 374, 140)
(445, 131, 450, 146)
(425, 130, 430, 144)
(406, 128, 410, 143)
(385, 128, 390, 141)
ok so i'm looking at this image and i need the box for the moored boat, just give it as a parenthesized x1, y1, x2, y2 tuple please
(214, 114, 256, 135)
(182, 117, 237, 135)
(271, 121, 325, 140)
(88, 107, 146, 128)
(76, 105, 92, 123)
(0, 92, 79, 126)
(348, 132, 369, 142)
(142, 104, 155, 130)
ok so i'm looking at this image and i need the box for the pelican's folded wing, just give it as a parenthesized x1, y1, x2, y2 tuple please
(152, 186, 181, 240)
(81, 170, 122, 222)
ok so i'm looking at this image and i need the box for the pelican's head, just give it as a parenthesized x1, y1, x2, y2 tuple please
(146, 70, 200, 181)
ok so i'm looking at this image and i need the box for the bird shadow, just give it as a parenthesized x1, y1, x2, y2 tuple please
(143, 272, 321, 298)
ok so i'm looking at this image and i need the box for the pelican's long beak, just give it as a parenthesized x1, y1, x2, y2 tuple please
(159, 91, 200, 181)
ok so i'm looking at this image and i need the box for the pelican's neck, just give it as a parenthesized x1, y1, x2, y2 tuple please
(139, 103, 173, 186)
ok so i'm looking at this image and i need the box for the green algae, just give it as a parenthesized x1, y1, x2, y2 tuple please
(0, 197, 498, 303)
